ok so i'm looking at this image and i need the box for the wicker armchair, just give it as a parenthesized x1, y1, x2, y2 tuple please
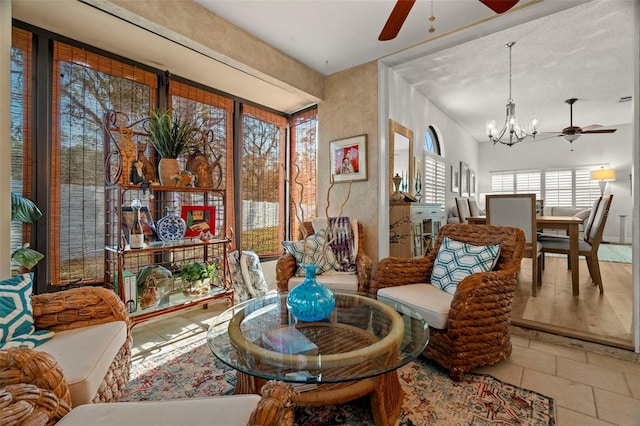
(0, 287, 132, 407)
(366, 224, 525, 380)
(0, 380, 296, 426)
(276, 221, 372, 292)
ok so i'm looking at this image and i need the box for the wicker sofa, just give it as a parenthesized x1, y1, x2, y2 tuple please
(0, 378, 296, 426)
(0, 287, 132, 408)
(365, 224, 525, 380)
(276, 221, 372, 293)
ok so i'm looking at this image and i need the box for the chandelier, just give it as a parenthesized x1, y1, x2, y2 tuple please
(486, 42, 538, 147)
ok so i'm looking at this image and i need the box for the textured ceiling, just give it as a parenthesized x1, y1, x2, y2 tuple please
(197, 0, 634, 142)
(395, 0, 634, 141)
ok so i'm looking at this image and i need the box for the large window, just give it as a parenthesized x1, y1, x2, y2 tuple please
(491, 167, 600, 208)
(289, 109, 318, 240)
(240, 106, 287, 256)
(10, 28, 33, 273)
(169, 80, 235, 235)
(10, 25, 317, 291)
(423, 126, 445, 206)
(51, 42, 157, 285)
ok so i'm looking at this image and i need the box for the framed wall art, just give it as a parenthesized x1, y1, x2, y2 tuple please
(330, 134, 367, 182)
(181, 205, 216, 237)
(460, 161, 470, 197)
(451, 165, 459, 193)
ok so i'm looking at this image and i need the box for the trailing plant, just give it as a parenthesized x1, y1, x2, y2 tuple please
(147, 109, 201, 159)
(11, 192, 45, 271)
(179, 261, 217, 284)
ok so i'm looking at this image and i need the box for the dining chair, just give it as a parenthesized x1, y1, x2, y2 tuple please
(486, 193, 542, 296)
(539, 195, 613, 293)
(455, 197, 471, 223)
(467, 199, 481, 216)
(539, 196, 602, 269)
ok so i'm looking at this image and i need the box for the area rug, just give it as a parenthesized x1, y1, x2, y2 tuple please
(121, 340, 555, 425)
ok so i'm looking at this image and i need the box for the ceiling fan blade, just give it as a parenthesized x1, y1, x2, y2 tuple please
(378, 0, 416, 41)
(581, 129, 618, 134)
(479, 0, 519, 14)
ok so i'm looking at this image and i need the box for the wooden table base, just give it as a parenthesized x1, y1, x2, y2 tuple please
(235, 371, 404, 426)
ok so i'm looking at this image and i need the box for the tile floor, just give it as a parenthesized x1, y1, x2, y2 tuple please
(131, 300, 640, 426)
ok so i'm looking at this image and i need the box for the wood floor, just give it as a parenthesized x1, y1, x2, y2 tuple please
(511, 252, 633, 350)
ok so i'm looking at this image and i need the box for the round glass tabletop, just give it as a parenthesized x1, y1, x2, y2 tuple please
(207, 291, 429, 384)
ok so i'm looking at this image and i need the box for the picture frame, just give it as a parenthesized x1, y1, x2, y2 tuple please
(330, 134, 367, 183)
(122, 206, 158, 244)
(460, 161, 470, 197)
(181, 205, 216, 237)
(470, 170, 477, 196)
(451, 165, 459, 193)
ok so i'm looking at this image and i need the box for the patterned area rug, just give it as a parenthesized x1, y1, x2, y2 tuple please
(121, 340, 555, 425)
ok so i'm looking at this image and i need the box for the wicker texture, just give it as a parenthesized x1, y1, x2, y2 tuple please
(0, 383, 71, 426)
(276, 221, 372, 292)
(0, 349, 71, 408)
(247, 380, 297, 426)
(367, 224, 525, 380)
(2, 287, 132, 407)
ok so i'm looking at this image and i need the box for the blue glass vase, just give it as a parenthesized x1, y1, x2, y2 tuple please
(287, 263, 335, 322)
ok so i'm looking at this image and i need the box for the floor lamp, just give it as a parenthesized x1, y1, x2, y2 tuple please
(591, 167, 616, 196)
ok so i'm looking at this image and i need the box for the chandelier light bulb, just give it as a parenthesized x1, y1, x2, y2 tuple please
(487, 42, 538, 147)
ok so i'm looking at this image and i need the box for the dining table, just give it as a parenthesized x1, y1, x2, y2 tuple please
(467, 215, 585, 295)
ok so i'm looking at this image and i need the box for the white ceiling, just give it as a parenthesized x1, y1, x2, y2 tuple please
(196, 0, 634, 142)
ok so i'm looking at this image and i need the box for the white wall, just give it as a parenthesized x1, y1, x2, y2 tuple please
(388, 70, 479, 216)
(479, 124, 633, 243)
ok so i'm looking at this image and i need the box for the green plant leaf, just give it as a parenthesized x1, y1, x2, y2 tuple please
(148, 109, 200, 159)
(12, 244, 45, 271)
(11, 192, 43, 223)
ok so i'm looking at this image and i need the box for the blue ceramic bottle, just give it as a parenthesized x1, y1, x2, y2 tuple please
(286, 263, 335, 322)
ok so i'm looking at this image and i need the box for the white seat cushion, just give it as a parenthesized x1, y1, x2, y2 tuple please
(378, 283, 453, 329)
(36, 321, 127, 406)
(287, 271, 358, 292)
(56, 395, 261, 426)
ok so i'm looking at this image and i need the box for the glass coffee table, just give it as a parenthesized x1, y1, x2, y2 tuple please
(207, 291, 429, 426)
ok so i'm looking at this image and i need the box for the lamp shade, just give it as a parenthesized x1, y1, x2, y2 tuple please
(590, 168, 616, 181)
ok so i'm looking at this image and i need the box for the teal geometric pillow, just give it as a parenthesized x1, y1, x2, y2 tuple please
(0, 273, 54, 349)
(282, 229, 341, 277)
(431, 237, 501, 295)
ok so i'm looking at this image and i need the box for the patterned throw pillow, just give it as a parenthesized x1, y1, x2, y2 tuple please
(0, 273, 54, 349)
(282, 230, 341, 276)
(311, 217, 358, 272)
(431, 237, 501, 294)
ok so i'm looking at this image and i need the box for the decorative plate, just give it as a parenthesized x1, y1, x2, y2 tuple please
(156, 212, 187, 242)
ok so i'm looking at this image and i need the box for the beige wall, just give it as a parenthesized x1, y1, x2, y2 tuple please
(319, 61, 379, 259)
(107, 0, 324, 101)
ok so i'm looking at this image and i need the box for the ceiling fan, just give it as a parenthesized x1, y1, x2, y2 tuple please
(537, 98, 617, 146)
(378, 0, 519, 41)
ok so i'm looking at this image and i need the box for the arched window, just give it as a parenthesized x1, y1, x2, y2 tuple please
(424, 126, 441, 155)
(422, 126, 445, 206)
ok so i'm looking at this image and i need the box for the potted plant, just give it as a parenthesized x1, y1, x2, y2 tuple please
(179, 261, 217, 296)
(11, 192, 45, 271)
(147, 109, 200, 186)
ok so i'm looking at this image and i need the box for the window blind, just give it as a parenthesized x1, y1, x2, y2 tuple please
(241, 105, 287, 256)
(289, 108, 318, 240)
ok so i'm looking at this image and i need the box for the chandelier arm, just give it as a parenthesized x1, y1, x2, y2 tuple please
(486, 41, 538, 146)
